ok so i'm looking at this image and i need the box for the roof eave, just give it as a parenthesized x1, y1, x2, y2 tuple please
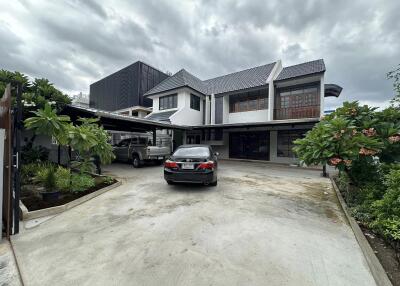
(144, 85, 207, 98)
(274, 71, 325, 83)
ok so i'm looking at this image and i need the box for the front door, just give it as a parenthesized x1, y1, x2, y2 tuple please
(229, 131, 269, 160)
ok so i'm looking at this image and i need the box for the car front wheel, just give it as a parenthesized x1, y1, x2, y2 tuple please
(210, 180, 218, 186)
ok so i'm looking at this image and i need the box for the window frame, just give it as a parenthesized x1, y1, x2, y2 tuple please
(159, 94, 178, 110)
(229, 88, 269, 113)
(190, 93, 201, 111)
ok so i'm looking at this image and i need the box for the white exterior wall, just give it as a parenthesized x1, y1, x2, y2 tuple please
(169, 88, 205, 126)
(228, 109, 268, 124)
(222, 96, 229, 123)
(152, 97, 160, 112)
(147, 87, 204, 126)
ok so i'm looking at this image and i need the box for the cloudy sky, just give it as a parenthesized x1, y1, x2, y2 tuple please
(1, 0, 399, 109)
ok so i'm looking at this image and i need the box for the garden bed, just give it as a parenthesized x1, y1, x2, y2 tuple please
(21, 176, 117, 211)
(333, 176, 399, 286)
(20, 176, 121, 220)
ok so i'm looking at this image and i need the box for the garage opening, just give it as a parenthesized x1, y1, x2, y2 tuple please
(229, 131, 269, 160)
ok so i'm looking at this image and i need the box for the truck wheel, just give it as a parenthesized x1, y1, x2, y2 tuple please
(132, 154, 141, 168)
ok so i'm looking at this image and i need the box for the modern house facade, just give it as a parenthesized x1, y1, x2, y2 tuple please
(89, 61, 169, 111)
(144, 59, 342, 163)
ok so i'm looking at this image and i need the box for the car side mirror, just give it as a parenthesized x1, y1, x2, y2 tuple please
(214, 152, 219, 156)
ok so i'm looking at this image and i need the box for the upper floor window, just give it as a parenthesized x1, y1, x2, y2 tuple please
(190, 94, 200, 111)
(159, 94, 177, 110)
(274, 84, 320, 120)
(229, 89, 268, 113)
(277, 86, 319, 109)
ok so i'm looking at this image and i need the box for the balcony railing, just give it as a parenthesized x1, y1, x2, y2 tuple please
(274, 106, 320, 120)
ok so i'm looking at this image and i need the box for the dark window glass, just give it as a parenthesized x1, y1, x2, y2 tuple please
(229, 89, 268, 113)
(190, 94, 201, 111)
(118, 139, 130, 147)
(159, 94, 177, 110)
(139, 137, 148, 145)
(277, 130, 308, 157)
(214, 129, 223, 140)
(173, 147, 210, 157)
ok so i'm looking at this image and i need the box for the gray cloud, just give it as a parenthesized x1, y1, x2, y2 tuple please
(0, 0, 399, 109)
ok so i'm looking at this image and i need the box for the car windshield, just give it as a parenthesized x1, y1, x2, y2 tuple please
(173, 146, 210, 157)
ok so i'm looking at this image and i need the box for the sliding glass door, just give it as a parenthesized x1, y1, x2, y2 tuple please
(229, 131, 269, 160)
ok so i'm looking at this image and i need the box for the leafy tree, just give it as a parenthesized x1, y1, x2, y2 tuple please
(293, 101, 387, 173)
(0, 69, 71, 115)
(24, 103, 71, 145)
(24, 103, 115, 167)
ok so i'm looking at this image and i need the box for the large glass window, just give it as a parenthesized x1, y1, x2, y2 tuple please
(190, 94, 200, 111)
(277, 130, 308, 157)
(275, 84, 320, 119)
(159, 94, 177, 110)
(277, 86, 319, 109)
(229, 89, 268, 113)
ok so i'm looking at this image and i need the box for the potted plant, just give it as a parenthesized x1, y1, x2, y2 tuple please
(35, 165, 60, 202)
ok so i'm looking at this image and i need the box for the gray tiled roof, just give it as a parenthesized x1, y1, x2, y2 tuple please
(204, 62, 276, 95)
(144, 59, 325, 97)
(276, 59, 325, 81)
(146, 110, 177, 122)
(144, 69, 208, 96)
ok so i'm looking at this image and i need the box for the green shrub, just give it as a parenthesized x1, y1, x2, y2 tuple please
(370, 218, 400, 241)
(365, 169, 400, 241)
(70, 174, 95, 193)
(55, 166, 71, 192)
(35, 165, 57, 192)
(21, 162, 42, 184)
(21, 144, 49, 164)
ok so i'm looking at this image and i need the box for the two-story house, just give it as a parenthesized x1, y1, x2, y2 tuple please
(144, 59, 342, 164)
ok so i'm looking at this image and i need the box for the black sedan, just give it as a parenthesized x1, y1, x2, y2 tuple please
(164, 145, 218, 186)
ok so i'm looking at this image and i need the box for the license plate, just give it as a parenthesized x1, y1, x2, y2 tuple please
(158, 157, 164, 160)
(182, 163, 194, 170)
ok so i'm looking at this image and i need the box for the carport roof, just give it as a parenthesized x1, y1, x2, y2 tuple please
(62, 105, 190, 131)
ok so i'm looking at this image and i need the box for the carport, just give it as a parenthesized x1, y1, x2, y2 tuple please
(62, 105, 190, 148)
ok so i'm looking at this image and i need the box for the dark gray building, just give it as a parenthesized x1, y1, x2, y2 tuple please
(89, 61, 169, 111)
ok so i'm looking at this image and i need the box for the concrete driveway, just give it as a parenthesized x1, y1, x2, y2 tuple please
(12, 161, 376, 286)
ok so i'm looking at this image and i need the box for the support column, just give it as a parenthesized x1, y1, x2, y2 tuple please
(269, 130, 277, 162)
(205, 96, 210, 125)
(153, 129, 157, 146)
(211, 93, 215, 125)
(320, 74, 325, 117)
(268, 84, 275, 121)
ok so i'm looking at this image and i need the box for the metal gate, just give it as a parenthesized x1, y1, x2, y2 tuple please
(0, 84, 13, 237)
(0, 82, 22, 237)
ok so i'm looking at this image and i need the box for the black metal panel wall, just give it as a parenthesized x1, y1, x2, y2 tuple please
(90, 62, 169, 111)
(215, 96, 223, 124)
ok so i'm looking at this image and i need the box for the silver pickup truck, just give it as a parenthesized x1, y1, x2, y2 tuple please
(113, 134, 171, 168)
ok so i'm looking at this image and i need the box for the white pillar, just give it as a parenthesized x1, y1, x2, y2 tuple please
(205, 96, 210, 125)
(211, 93, 215, 125)
(268, 83, 275, 121)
